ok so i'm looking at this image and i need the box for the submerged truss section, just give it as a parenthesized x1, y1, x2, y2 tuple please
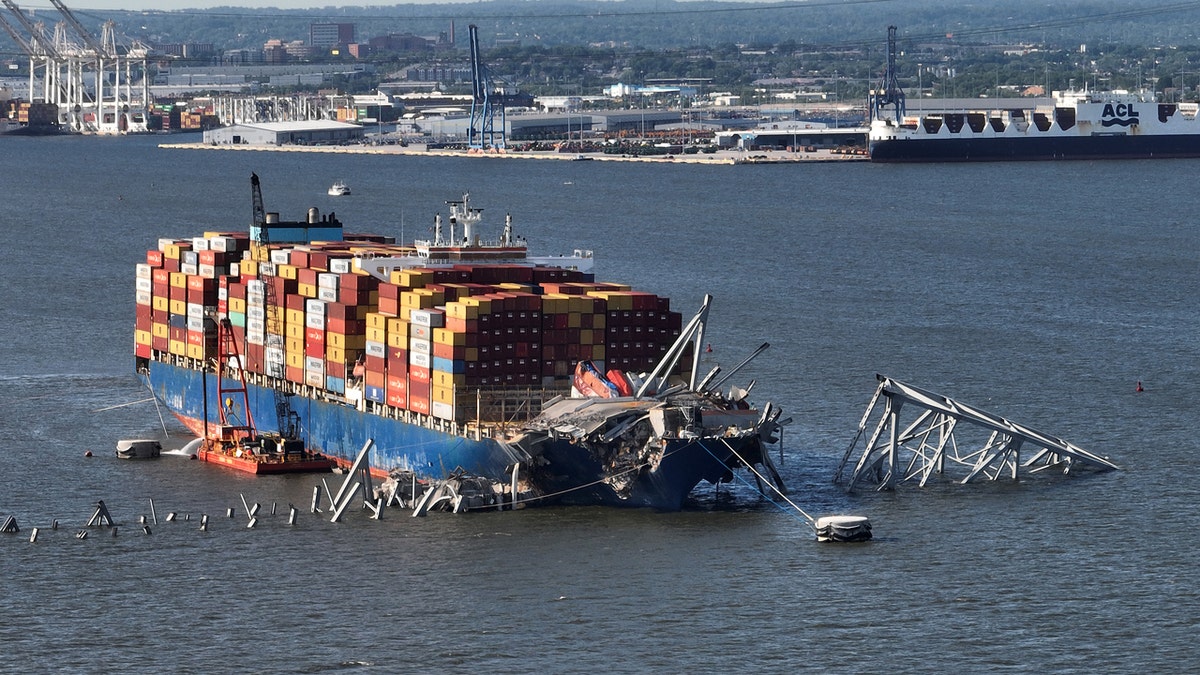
(835, 375, 1119, 491)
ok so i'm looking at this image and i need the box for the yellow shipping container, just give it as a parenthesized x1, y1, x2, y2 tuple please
(152, 296, 170, 312)
(241, 259, 259, 276)
(366, 312, 387, 329)
(386, 317, 409, 339)
(462, 296, 493, 313)
(432, 383, 456, 405)
(186, 344, 207, 360)
(433, 371, 467, 388)
(229, 297, 246, 314)
(286, 351, 305, 369)
(445, 302, 479, 320)
(286, 323, 305, 340)
(592, 313, 606, 329)
(433, 327, 467, 346)
(387, 332, 406, 349)
(580, 329, 595, 345)
(152, 323, 169, 339)
(541, 293, 570, 314)
(168, 339, 187, 356)
(286, 308, 305, 326)
(298, 282, 318, 298)
(591, 344, 606, 360)
(567, 312, 581, 328)
(277, 263, 298, 280)
(366, 326, 386, 343)
(169, 271, 188, 289)
(267, 306, 285, 328)
(286, 336, 304, 353)
(390, 268, 434, 288)
(169, 299, 187, 316)
(135, 329, 152, 346)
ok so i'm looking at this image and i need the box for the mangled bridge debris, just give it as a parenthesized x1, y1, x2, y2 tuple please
(835, 375, 1120, 491)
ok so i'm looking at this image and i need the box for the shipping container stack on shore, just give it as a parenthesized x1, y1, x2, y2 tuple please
(134, 227, 684, 428)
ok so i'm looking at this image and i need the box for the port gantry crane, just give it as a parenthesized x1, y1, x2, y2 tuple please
(869, 25, 907, 123)
(250, 173, 302, 441)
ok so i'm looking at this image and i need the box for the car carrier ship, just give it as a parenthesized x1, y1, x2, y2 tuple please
(865, 26, 1200, 163)
(134, 175, 787, 510)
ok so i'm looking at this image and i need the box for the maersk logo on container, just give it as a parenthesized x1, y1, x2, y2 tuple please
(1101, 102, 1139, 127)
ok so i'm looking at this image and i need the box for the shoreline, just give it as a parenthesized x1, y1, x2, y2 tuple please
(157, 141, 868, 164)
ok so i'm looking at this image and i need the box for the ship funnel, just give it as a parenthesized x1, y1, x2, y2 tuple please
(308, 207, 321, 224)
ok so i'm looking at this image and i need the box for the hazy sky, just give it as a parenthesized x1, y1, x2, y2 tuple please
(51, 1, 474, 9)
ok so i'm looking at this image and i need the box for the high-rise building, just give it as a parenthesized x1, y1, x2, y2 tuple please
(310, 23, 356, 48)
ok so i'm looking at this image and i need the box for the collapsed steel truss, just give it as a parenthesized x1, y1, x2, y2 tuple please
(835, 375, 1119, 491)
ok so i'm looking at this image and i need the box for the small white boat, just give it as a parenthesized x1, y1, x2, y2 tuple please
(328, 180, 351, 196)
(115, 439, 162, 459)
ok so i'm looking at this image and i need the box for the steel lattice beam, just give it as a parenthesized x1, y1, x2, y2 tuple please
(835, 375, 1119, 491)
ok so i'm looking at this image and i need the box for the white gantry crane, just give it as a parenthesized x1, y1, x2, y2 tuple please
(1, 0, 149, 133)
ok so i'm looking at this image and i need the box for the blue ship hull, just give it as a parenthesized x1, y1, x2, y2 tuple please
(141, 359, 757, 510)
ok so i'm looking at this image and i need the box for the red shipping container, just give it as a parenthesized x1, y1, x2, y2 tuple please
(387, 347, 409, 373)
(410, 365, 431, 383)
(146, 250, 165, 267)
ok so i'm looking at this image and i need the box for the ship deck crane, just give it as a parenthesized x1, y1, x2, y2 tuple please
(250, 173, 302, 441)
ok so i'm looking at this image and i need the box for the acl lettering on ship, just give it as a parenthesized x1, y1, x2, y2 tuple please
(1101, 102, 1139, 127)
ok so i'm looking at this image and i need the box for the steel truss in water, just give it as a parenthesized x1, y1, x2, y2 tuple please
(835, 375, 1120, 491)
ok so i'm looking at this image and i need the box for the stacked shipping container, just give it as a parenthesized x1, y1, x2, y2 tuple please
(136, 232, 684, 423)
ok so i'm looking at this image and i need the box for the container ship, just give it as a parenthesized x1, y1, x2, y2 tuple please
(869, 89, 1200, 162)
(134, 176, 787, 510)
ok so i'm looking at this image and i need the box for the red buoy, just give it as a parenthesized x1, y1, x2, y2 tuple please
(705, 343, 713, 353)
(1136, 381, 1144, 393)
(84, 450, 93, 457)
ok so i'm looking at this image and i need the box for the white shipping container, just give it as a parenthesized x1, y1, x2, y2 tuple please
(430, 400, 456, 421)
(209, 236, 234, 252)
(305, 298, 325, 316)
(330, 258, 352, 274)
(317, 286, 338, 303)
(411, 324, 431, 341)
(157, 238, 176, 251)
(306, 312, 326, 329)
(410, 351, 431, 369)
(317, 272, 340, 290)
(409, 337, 431, 355)
(187, 316, 205, 333)
(135, 263, 152, 279)
(410, 308, 445, 328)
(271, 249, 291, 265)
(135, 290, 153, 306)
(365, 340, 386, 358)
(135, 277, 153, 293)
(180, 263, 198, 276)
(246, 305, 266, 322)
(186, 303, 206, 319)
(259, 261, 276, 277)
(191, 236, 210, 251)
